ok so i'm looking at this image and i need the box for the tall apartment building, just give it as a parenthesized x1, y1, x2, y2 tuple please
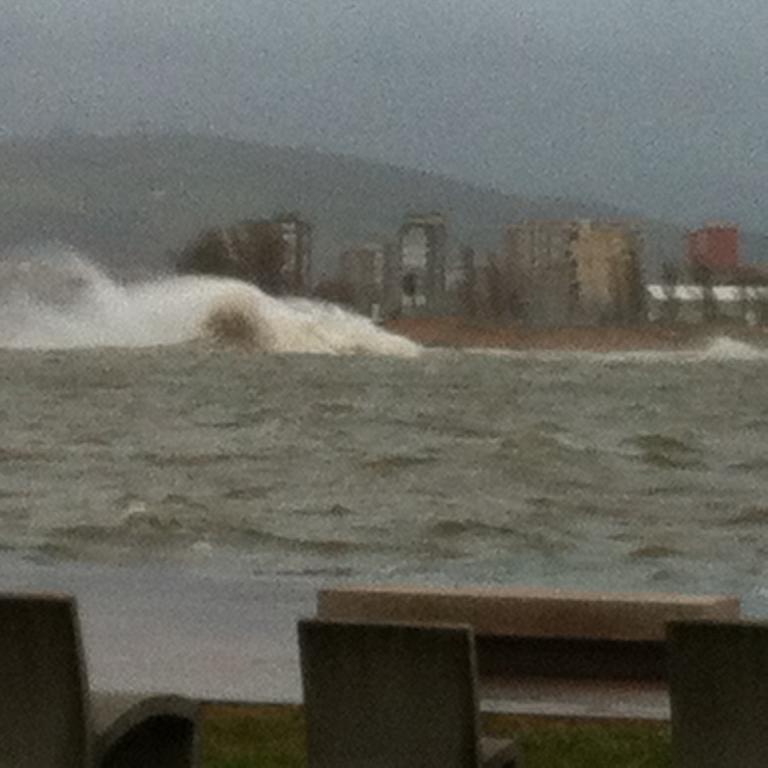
(571, 221, 645, 324)
(339, 243, 398, 321)
(506, 220, 644, 326)
(506, 220, 578, 326)
(396, 213, 447, 315)
(275, 213, 312, 295)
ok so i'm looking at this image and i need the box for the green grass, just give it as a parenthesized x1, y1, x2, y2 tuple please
(202, 706, 306, 768)
(200, 705, 672, 768)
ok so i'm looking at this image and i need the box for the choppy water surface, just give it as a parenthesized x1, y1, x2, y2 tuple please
(1, 336, 767, 603)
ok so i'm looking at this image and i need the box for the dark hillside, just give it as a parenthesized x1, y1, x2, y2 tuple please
(1, 133, 763, 280)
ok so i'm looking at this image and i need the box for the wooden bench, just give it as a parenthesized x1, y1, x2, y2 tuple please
(317, 585, 741, 689)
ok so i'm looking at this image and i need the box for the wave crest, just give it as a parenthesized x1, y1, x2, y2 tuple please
(0, 245, 420, 357)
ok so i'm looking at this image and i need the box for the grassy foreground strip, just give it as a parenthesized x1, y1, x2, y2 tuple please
(201, 704, 672, 768)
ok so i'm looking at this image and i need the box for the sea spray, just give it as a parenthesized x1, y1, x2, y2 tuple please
(0, 246, 420, 357)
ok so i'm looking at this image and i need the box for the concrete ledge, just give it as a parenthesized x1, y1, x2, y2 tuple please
(317, 585, 741, 643)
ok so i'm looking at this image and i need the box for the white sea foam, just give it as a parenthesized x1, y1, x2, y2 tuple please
(464, 335, 768, 363)
(573, 337, 768, 364)
(693, 336, 767, 361)
(0, 245, 420, 357)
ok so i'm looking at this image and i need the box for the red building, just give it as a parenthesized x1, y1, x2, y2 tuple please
(687, 223, 739, 273)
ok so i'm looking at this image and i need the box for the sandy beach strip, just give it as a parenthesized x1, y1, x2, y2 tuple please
(384, 317, 768, 351)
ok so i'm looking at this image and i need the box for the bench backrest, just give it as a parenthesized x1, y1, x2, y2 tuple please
(318, 586, 742, 684)
(669, 620, 768, 768)
(318, 585, 741, 642)
(299, 619, 482, 768)
(0, 593, 91, 768)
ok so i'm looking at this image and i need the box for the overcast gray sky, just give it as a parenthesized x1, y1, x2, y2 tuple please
(3, 0, 767, 228)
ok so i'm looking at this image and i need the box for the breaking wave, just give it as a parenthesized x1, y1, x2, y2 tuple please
(466, 335, 768, 363)
(0, 246, 420, 357)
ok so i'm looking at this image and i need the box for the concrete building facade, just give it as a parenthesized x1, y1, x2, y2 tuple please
(571, 221, 645, 325)
(647, 284, 768, 325)
(507, 220, 645, 327)
(396, 213, 447, 315)
(339, 243, 398, 322)
(275, 214, 312, 295)
(687, 223, 739, 275)
(506, 221, 578, 326)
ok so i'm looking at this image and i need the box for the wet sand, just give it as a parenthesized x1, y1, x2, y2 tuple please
(385, 317, 768, 350)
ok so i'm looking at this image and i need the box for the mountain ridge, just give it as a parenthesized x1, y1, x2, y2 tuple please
(0, 133, 764, 280)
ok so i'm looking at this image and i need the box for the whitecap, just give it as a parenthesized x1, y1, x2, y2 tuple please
(0, 244, 420, 357)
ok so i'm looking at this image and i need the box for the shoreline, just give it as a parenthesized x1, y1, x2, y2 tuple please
(384, 317, 768, 351)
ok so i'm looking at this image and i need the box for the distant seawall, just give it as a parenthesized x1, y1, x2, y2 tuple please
(384, 316, 768, 351)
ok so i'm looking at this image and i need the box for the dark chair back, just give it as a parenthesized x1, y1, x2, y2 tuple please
(669, 620, 768, 768)
(299, 619, 482, 768)
(0, 593, 91, 768)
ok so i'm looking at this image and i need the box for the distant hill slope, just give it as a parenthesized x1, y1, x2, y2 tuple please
(0, 133, 764, 280)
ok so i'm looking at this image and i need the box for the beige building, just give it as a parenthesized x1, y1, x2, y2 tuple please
(506, 219, 644, 326)
(571, 221, 644, 325)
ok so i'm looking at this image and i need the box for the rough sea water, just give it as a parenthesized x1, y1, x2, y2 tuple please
(1, 247, 767, 594)
(1, 247, 768, 699)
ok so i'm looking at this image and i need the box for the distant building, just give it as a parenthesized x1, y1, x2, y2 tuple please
(506, 219, 644, 326)
(396, 213, 447, 315)
(445, 248, 476, 317)
(647, 283, 768, 325)
(339, 243, 398, 321)
(506, 221, 577, 326)
(687, 223, 739, 275)
(571, 221, 645, 324)
(275, 213, 312, 295)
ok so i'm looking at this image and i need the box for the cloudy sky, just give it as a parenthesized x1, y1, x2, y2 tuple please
(3, 0, 768, 228)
